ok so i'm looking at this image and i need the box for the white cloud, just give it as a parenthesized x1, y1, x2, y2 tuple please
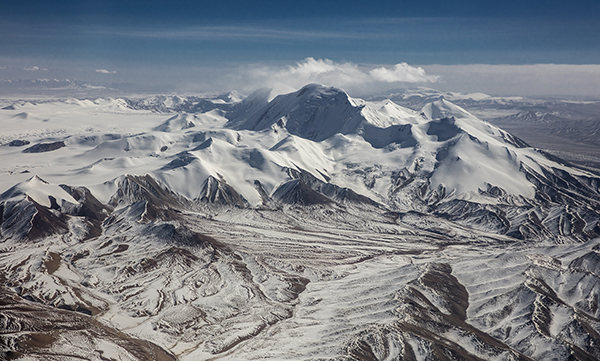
(235, 58, 439, 97)
(370, 63, 439, 83)
(284, 58, 362, 78)
(96, 69, 117, 74)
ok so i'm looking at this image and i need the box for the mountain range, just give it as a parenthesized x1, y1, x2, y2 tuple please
(1, 84, 600, 360)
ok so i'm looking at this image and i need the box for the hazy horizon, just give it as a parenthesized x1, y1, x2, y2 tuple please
(2, 1, 599, 98)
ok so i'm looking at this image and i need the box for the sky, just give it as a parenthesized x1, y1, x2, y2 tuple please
(1, 0, 599, 97)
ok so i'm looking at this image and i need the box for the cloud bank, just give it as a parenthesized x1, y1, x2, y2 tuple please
(234, 58, 439, 97)
(182, 60, 600, 99)
(423, 64, 600, 98)
(370, 63, 439, 83)
(2, 57, 599, 99)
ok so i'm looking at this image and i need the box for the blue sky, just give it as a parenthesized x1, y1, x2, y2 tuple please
(1, 0, 599, 97)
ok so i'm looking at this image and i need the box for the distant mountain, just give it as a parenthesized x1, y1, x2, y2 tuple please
(125, 92, 241, 113)
(375, 87, 600, 170)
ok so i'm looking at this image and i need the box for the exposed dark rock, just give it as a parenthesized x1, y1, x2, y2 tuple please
(59, 185, 112, 240)
(272, 179, 333, 206)
(108, 174, 188, 209)
(284, 167, 382, 207)
(197, 175, 249, 207)
(254, 180, 273, 207)
(361, 123, 417, 149)
(8, 140, 30, 147)
(22, 141, 66, 153)
(500, 131, 530, 148)
(426, 117, 462, 141)
(1, 197, 69, 241)
(160, 151, 197, 171)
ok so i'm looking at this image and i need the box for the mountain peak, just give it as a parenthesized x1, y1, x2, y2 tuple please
(0, 176, 78, 208)
(227, 84, 421, 146)
(27, 175, 49, 185)
(294, 83, 347, 98)
(154, 114, 197, 132)
(227, 84, 361, 141)
(421, 98, 473, 120)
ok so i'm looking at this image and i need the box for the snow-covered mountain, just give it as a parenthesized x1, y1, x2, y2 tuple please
(228, 83, 423, 143)
(377, 87, 600, 170)
(2, 84, 600, 360)
(224, 84, 600, 242)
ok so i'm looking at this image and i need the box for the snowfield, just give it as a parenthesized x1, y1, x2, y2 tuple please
(1, 84, 600, 360)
